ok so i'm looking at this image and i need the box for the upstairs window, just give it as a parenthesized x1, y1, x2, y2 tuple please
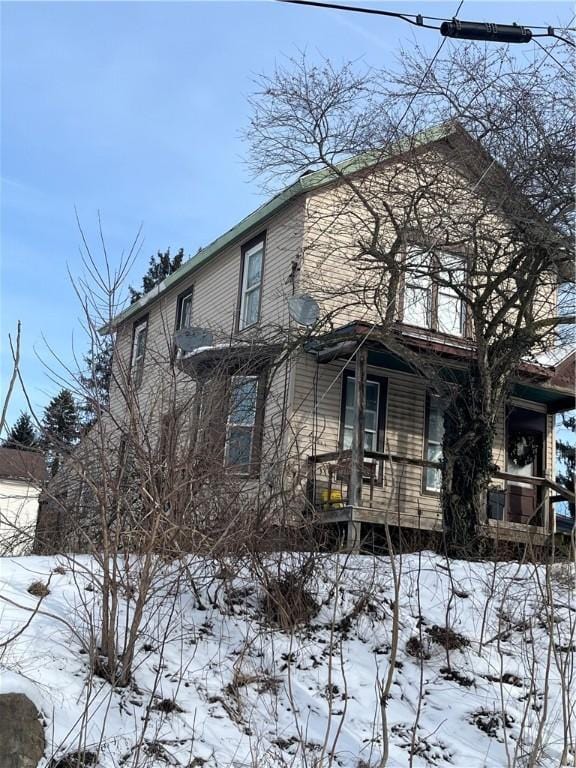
(131, 318, 148, 389)
(239, 236, 265, 330)
(176, 289, 194, 329)
(225, 376, 258, 468)
(403, 248, 465, 337)
(404, 249, 432, 329)
(424, 395, 445, 492)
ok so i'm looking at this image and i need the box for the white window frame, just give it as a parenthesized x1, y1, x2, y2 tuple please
(239, 239, 264, 330)
(436, 253, 465, 337)
(342, 377, 381, 454)
(177, 290, 194, 330)
(225, 375, 258, 469)
(425, 395, 445, 492)
(403, 247, 465, 337)
(131, 318, 148, 389)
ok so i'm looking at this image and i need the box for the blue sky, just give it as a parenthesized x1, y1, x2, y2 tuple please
(1, 0, 573, 429)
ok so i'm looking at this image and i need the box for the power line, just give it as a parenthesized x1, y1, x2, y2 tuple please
(276, 0, 576, 44)
(533, 38, 574, 73)
(533, 31, 576, 49)
(277, 0, 439, 29)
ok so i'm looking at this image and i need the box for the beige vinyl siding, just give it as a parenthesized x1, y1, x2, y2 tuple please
(288, 352, 519, 528)
(298, 152, 560, 343)
(109, 198, 306, 450)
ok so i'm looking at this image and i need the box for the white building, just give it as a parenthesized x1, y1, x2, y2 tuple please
(0, 448, 46, 555)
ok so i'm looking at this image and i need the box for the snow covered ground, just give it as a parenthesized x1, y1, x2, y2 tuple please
(0, 551, 574, 767)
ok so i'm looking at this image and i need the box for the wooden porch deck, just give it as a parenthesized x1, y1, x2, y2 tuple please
(307, 449, 575, 547)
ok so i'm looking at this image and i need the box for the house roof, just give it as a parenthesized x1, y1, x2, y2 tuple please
(100, 122, 454, 333)
(0, 447, 47, 484)
(102, 120, 571, 334)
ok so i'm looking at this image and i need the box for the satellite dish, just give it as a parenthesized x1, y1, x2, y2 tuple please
(174, 327, 214, 353)
(288, 294, 320, 326)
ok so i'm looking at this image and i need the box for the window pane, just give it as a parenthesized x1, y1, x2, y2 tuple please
(404, 285, 430, 328)
(345, 379, 356, 407)
(438, 291, 463, 336)
(343, 426, 353, 450)
(428, 403, 444, 443)
(243, 287, 260, 327)
(405, 247, 432, 285)
(229, 378, 257, 425)
(426, 466, 442, 491)
(246, 249, 262, 289)
(131, 321, 147, 387)
(227, 427, 252, 466)
(426, 444, 442, 491)
(427, 442, 442, 464)
(366, 382, 379, 411)
(364, 430, 377, 451)
(425, 398, 444, 491)
(343, 378, 381, 451)
(438, 252, 465, 284)
(364, 410, 377, 431)
(179, 295, 193, 328)
(135, 326, 147, 358)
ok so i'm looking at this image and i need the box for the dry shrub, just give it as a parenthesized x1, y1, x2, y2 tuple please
(27, 581, 50, 598)
(152, 698, 184, 714)
(263, 570, 320, 630)
(425, 625, 470, 650)
(49, 751, 97, 768)
(262, 557, 320, 632)
(405, 635, 431, 660)
(469, 708, 514, 740)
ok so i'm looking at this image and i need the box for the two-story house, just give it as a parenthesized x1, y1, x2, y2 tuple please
(43, 122, 574, 554)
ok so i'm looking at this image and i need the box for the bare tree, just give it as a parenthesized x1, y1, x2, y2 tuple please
(245, 45, 575, 554)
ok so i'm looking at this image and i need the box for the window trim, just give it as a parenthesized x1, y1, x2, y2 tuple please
(236, 233, 266, 332)
(422, 393, 444, 495)
(130, 316, 148, 389)
(401, 247, 467, 338)
(175, 287, 194, 331)
(338, 370, 388, 483)
(224, 374, 259, 472)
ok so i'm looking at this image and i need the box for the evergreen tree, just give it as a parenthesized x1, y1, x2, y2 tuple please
(41, 389, 81, 476)
(3, 413, 38, 450)
(129, 247, 185, 303)
(556, 414, 575, 492)
(79, 337, 114, 426)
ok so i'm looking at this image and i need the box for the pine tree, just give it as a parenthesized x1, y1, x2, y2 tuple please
(79, 337, 114, 426)
(129, 247, 185, 304)
(3, 413, 38, 450)
(556, 414, 575, 489)
(41, 389, 81, 476)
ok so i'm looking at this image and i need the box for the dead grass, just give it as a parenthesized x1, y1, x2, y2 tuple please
(27, 581, 50, 598)
(262, 573, 320, 630)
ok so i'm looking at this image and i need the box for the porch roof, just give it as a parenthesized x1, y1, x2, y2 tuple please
(307, 322, 575, 414)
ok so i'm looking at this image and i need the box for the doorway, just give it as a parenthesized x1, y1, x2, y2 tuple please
(506, 406, 546, 525)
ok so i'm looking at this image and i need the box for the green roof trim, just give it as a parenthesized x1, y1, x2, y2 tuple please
(101, 122, 455, 333)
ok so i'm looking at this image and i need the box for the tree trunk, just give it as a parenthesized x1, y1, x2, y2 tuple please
(441, 378, 495, 558)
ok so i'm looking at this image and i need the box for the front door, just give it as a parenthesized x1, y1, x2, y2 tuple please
(506, 406, 546, 525)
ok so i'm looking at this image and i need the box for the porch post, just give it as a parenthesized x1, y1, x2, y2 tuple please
(347, 345, 367, 551)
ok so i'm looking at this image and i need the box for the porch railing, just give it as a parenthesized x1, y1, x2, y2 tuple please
(307, 449, 575, 535)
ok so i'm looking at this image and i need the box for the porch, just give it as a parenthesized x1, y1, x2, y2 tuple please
(300, 324, 575, 550)
(306, 448, 575, 546)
